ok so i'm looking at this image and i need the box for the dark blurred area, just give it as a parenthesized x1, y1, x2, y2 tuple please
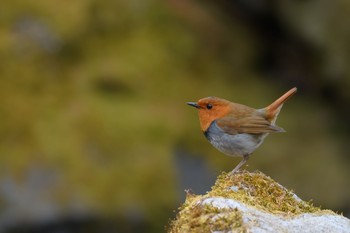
(0, 0, 349, 232)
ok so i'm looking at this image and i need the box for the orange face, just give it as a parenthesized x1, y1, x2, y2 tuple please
(187, 97, 232, 132)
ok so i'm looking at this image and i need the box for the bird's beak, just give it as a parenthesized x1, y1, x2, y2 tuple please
(187, 102, 200, 109)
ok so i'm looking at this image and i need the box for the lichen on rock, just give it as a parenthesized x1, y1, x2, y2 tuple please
(168, 170, 350, 233)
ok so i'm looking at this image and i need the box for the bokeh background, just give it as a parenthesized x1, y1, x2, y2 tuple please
(1, 0, 350, 232)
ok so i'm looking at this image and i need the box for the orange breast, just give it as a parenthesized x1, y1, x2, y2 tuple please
(197, 104, 232, 132)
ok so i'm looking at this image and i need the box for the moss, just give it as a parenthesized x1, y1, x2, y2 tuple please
(168, 170, 330, 233)
(209, 170, 320, 215)
(169, 192, 244, 233)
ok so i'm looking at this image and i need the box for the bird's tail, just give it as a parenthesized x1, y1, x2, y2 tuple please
(265, 87, 297, 123)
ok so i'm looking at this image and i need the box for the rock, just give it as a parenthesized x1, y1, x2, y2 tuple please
(168, 171, 350, 233)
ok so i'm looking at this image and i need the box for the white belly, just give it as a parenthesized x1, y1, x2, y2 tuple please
(204, 122, 268, 157)
(208, 133, 267, 157)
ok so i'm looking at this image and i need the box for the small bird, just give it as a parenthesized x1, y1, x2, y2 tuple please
(187, 87, 297, 174)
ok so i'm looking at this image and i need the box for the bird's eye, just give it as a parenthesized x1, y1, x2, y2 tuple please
(206, 104, 213, 110)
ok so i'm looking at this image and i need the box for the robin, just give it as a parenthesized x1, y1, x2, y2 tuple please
(187, 87, 297, 174)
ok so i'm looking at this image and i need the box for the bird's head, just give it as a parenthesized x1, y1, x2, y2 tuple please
(187, 97, 232, 132)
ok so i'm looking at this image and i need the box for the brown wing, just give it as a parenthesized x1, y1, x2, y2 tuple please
(216, 115, 285, 135)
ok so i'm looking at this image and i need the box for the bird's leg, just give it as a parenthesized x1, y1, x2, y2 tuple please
(229, 154, 250, 175)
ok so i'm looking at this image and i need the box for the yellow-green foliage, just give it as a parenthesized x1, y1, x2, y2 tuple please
(0, 1, 265, 232)
(169, 171, 325, 233)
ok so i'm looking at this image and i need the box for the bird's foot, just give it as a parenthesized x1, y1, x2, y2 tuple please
(228, 154, 249, 176)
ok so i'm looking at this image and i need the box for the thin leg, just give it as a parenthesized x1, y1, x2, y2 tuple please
(229, 154, 250, 175)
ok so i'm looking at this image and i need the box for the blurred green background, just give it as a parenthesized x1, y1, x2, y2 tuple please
(0, 0, 350, 232)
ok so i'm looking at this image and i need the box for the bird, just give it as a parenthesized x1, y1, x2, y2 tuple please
(187, 87, 297, 174)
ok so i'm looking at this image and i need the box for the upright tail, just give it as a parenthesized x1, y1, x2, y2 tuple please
(265, 87, 297, 122)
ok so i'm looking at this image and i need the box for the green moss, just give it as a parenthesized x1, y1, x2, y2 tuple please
(169, 192, 244, 233)
(209, 170, 320, 215)
(168, 170, 327, 233)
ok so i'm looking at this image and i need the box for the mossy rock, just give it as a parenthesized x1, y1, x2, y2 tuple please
(169, 171, 350, 233)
